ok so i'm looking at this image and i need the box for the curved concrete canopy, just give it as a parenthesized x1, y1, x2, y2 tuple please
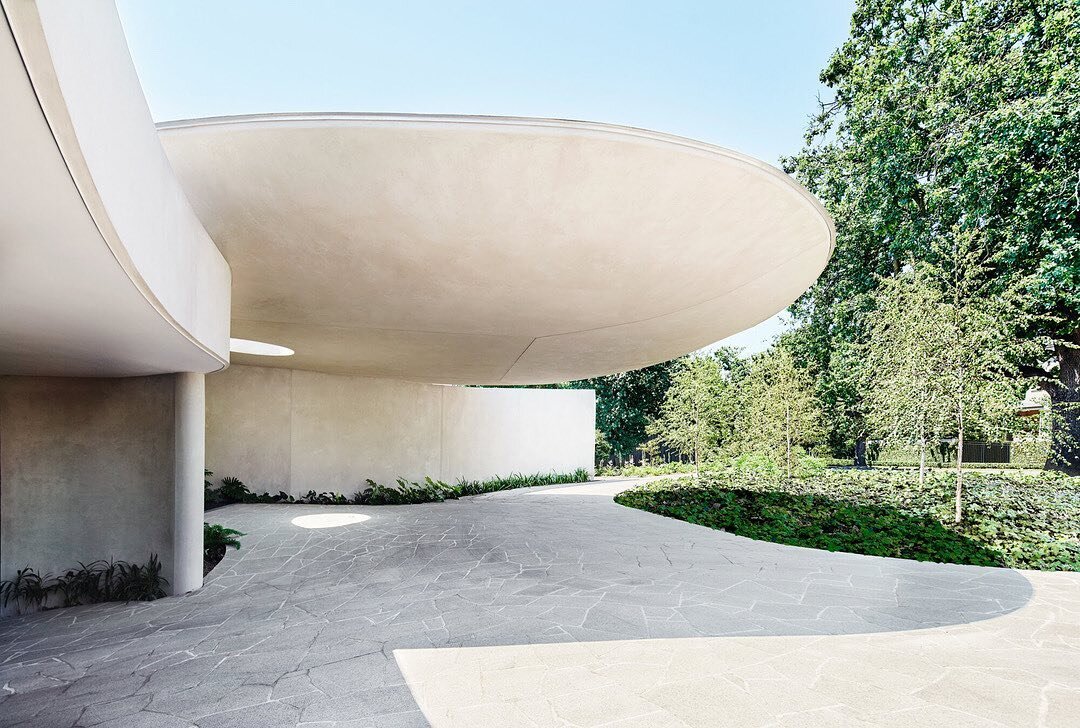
(0, 1, 230, 377)
(160, 113, 834, 384)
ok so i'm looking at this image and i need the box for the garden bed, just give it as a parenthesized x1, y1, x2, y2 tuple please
(205, 469, 591, 510)
(614, 469, 1080, 571)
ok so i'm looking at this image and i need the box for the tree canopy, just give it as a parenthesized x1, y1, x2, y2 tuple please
(646, 354, 736, 474)
(783, 0, 1080, 471)
(732, 344, 825, 477)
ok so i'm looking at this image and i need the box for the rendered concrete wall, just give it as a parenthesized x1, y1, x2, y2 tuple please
(0, 376, 176, 604)
(440, 386, 596, 483)
(206, 365, 595, 495)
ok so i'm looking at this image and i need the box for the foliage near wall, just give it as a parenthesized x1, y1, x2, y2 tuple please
(565, 359, 685, 461)
(0, 555, 169, 615)
(205, 469, 591, 509)
(203, 523, 243, 576)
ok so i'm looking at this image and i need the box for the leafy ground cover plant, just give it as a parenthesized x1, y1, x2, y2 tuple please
(205, 469, 590, 509)
(614, 469, 1080, 571)
(204, 523, 244, 575)
(0, 555, 169, 614)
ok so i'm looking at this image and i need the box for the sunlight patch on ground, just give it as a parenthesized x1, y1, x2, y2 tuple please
(290, 512, 371, 529)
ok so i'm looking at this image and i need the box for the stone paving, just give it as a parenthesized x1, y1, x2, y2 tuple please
(0, 477, 1076, 727)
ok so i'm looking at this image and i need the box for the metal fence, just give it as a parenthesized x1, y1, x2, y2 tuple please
(962, 440, 1011, 464)
(866, 439, 1013, 465)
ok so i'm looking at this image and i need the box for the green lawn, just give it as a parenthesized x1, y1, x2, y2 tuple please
(614, 469, 1080, 571)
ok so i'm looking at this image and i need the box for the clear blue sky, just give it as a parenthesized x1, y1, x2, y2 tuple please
(117, 0, 854, 356)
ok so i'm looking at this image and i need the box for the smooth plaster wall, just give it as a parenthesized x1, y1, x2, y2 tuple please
(439, 386, 596, 483)
(206, 365, 595, 494)
(0, 375, 176, 608)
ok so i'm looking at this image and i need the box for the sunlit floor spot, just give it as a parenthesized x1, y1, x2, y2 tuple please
(290, 512, 371, 529)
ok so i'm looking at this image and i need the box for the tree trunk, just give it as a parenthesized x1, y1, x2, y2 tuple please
(917, 415, 927, 486)
(785, 403, 793, 478)
(919, 437, 927, 487)
(1047, 332, 1080, 475)
(955, 424, 964, 524)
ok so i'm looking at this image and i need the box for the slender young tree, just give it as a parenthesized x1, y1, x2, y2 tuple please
(862, 265, 952, 485)
(734, 346, 825, 477)
(647, 356, 729, 476)
(926, 232, 1038, 521)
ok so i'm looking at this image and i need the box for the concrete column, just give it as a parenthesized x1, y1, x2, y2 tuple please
(173, 371, 205, 594)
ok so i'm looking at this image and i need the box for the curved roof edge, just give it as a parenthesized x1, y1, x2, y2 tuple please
(1, 1, 231, 376)
(158, 112, 836, 255)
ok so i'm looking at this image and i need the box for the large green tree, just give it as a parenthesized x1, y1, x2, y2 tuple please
(864, 236, 1038, 518)
(784, 0, 1080, 472)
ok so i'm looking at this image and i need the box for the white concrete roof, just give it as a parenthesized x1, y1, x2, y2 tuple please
(0, 1, 230, 376)
(161, 114, 834, 384)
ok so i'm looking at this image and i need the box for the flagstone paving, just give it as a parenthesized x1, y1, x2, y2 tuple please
(0, 477, 1075, 727)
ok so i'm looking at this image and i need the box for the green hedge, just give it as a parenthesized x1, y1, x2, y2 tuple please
(596, 462, 695, 477)
(1011, 440, 1052, 468)
(614, 469, 1080, 571)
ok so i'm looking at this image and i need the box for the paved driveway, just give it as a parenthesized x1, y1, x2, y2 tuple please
(0, 478, 1077, 727)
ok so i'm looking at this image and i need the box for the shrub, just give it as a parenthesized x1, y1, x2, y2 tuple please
(596, 462, 695, 477)
(794, 455, 828, 479)
(732, 451, 780, 475)
(0, 554, 169, 614)
(0, 567, 52, 614)
(54, 560, 116, 607)
(216, 476, 253, 503)
(204, 523, 244, 575)
(113, 555, 168, 602)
